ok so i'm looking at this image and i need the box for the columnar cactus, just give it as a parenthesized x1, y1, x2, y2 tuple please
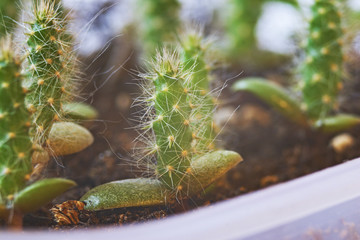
(146, 50, 193, 191)
(301, 0, 343, 120)
(80, 47, 242, 210)
(180, 31, 216, 153)
(139, 0, 181, 56)
(0, 38, 32, 207)
(226, 0, 263, 56)
(25, 0, 72, 147)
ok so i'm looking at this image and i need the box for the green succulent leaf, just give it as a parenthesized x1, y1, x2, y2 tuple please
(81, 178, 169, 211)
(63, 102, 98, 121)
(14, 178, 76, 213)
(81, 150, 242, 211)
(47, 122, 94, 156)
(232, 78, 308, 126)
(313, 114, 360, 133)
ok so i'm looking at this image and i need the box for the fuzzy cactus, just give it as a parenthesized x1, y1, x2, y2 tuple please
(145, 50, 193, 191)
(0, 38, 32, 207)
(180, 30, 216, 153)
(25, 0, 71, 147)
(80, 48, 242, 211)
(301, 0, 343, 120)
(139, 0, 181, 56)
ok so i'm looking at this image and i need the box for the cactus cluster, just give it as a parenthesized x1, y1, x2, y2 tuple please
(139, 0, 181, 56)
(300, 0, 343, 120)
(0, 0, 94, 223)
(0, 38, 32, 207)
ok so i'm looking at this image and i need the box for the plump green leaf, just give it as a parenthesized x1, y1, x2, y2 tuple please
(63, 102, 98, 121)
(14, 178, 76, 213)
(48, 122, 94, 156)
(81, 150, 242, 211)
(313, 114, 360, 133)
(81, 178, 170, 211)
(232, 78, 308, 126)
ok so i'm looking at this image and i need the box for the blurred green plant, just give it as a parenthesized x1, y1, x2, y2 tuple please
(233, 0, 360, 133)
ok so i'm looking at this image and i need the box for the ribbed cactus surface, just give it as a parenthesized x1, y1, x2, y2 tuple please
(301, 0, 343, 119)
(0, 39, 32, 207)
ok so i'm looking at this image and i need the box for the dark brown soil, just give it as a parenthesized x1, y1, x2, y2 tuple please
(15, 42, 360, 230)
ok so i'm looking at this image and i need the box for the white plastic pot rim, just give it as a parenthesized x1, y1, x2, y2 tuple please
(3, 157, 360, 240)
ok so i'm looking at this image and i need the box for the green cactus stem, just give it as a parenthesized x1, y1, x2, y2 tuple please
(225, 0, 299, 61)
(146, 49, 193, 191)
(180, 30, 216, 153)
(139, 0, 181, 56)
(226, 0, 263, 56)
(0, 38, 32, 208)
(81, 150, 242, 211)
(301, 0, 343, 120)
(25, 0, 71, 147)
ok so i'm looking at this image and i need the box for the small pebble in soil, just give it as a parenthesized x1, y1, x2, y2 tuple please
(330, 133, 355, 154)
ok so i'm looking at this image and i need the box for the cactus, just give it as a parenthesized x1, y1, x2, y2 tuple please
(225, 0, 299, 59)
(139, 0, 181, 56)
(301, 0, 343, 120)
(25, 0, 72, 147)
(226, 0, 263, 56)
(180, 30, 216, 153)
(80, 47, 242, 210)
(145, 49, 193, 191)
(0, 37, 32, 207)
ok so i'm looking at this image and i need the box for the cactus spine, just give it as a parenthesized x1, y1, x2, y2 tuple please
(180, 31, 216, 153)
(0, 38, 32, 207)
(147, 50, 193, 191)
(140, 0, 181, 56)
(25, 0, 71, 147)
(301, 0, 343, 119)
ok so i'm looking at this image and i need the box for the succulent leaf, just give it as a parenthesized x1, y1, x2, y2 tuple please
(232, 78, 308, 126)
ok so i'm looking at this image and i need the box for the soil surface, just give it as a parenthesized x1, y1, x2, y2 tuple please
(7, 40, 360, 230)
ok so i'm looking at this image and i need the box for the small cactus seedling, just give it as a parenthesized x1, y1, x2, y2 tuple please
(301, 0, 343, 120)
(225, 0, 299, 59)
(147, 50, 193, 190)
(0, 37, 32, 208)
(24, 0, 93, 159)
(225, 0, 263, 56)
(80, 47, 242, 211)
(180, 30, 216, 153)
(25, 0, 70, 147)
(138, 0, 181, 57)
(233, 0, 360, 133)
